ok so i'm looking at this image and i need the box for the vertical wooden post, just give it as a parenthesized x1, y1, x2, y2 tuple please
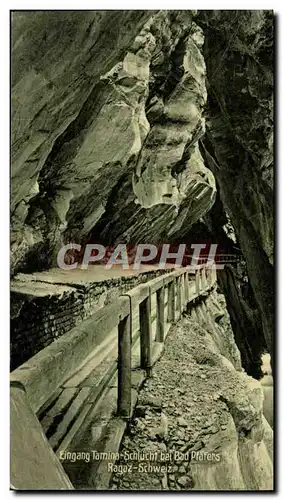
(167, 280, 175, 323)
(181, 274, 185, 310)
(139, 295, 152, 377)
(184, 271, 189, 304)
(176, 276, 182, 318)
(117, 312, 132, 419)
(211, 264, 217, 286)
(195, 269, 200, 295)
(207, 265, 212, 288)
(203, 266, 208, 289)
(201, 267, 206, 290)
(206, 267, 209, 288)
(156, 287, 165, 342)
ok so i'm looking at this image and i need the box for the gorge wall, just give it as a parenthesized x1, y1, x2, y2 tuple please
(11, 12, 273, 387)
(11, 10, 216, 274)
(198, 10, 274, 369)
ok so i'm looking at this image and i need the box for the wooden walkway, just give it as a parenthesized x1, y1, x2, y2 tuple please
(10, 265, 217, 490)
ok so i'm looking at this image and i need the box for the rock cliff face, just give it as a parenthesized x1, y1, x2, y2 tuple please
(11, 11, 216, 273)
(197, 10, 274, 363)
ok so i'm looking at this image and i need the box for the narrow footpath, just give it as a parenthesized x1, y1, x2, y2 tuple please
(110, 293, 273, 491)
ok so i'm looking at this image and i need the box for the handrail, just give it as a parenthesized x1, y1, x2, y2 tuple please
(10, 263, 217, 489)
(10, 295, 131, 413)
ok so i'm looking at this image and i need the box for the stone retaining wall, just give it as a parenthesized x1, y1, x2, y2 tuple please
(11, 269, 168, 370)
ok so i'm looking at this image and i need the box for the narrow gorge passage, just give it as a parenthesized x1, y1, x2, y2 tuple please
(110, 292, 273, 491)
(10, 9, 274, 492)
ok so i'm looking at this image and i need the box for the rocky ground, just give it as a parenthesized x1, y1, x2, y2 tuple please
(110, 293, 273, 491)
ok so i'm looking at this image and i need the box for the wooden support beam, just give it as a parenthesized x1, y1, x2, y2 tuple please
(91, 418, 127, 490)
(167, 279, 175, 323)
(156, 287, 165, 343)
(206, 267, 209, 288)
(201, 267, 206, 290)
(117, 313, 132, 419)
(139, 295, 153, 377)
(195, 269, 200, 295)
(182, 273, 186, 309)
(206, 267, 211, 289)
(176, 276, 182, 318)
(180, 274, 184, 310)
(184, 271, 189, 304)
(207, 266, 212, 288)
(212, 265, 217, 285)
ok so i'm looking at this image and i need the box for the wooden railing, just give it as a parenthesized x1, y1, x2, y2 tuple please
(116, 265, 216, 419)
(10, 264, 217, 490)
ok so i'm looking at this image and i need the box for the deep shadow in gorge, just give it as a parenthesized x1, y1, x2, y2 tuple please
(197, 10, 274, 371)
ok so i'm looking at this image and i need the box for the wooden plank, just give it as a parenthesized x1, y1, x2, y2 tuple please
(56, 403, 93, 456)
(79, 358, 117, 388)
(91, 418, 127, 490)
(117, 313, 132, 419)
(10, 295, 130, 414)
(150, 292, 157, 342)
(139, 295, 152, 377)
(167, 279, 175, 323)
(49, 387, 91, 451)
(10, 386, 73, 490)
(149, 274, 166, 293)
(37, 388, 63, 419)
(82, 361, 117, 406)
(212, 265, 217, 286)
(201, 267, 207, 290)
(63, 330, 117, 388)
(125, 283, 149, 308)
(162, 267, 184, 286)
(156, 286, 165, 342)
(87, 390, 137, 491)
(189, 282, 196, 297)
(69, 386, 118, 459)
(40, 388, 78, 435)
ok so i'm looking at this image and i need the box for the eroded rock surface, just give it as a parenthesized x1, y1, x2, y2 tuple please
(11, 11, 216, 273)
(198, 10, 274, 359)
